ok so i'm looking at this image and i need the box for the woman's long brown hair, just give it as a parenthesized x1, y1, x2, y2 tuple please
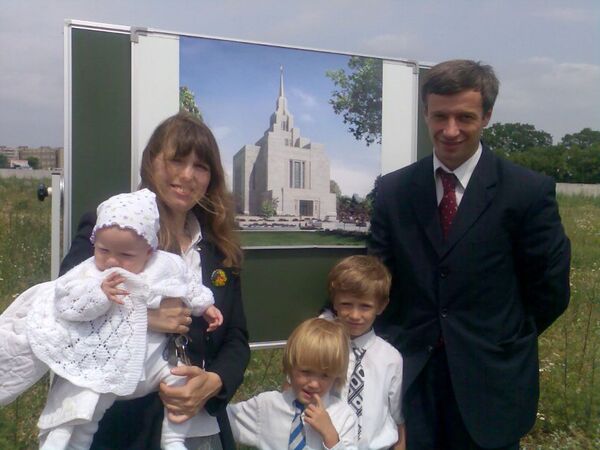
(139, 112, 242, 268)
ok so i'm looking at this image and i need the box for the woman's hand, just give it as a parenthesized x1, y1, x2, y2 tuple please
(148, 297, 192, 334)
(159, 365, 223, 423)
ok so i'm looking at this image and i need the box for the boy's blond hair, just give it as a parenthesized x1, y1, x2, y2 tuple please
(283, 318, 349, 391)
(328, 255, 391, 307)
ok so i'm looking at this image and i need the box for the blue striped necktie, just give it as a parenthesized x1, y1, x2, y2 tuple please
(289, 399, 306, 450)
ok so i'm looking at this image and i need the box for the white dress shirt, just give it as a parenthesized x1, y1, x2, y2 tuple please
(433, 143, 482, 207)
(340, 329, 404, 450)
(177, 213, 220, 437)
(227, 389, 358, 450)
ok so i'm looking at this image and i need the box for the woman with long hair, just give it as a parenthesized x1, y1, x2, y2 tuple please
(60, 112, 250, 449)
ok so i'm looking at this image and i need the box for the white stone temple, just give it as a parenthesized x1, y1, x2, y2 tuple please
(233, 67, 337, 220)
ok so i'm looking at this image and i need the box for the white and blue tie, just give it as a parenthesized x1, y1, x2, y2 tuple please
(289, 399, 306, 450)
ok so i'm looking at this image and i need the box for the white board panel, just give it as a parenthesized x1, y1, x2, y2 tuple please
(131, 32, 180, 190)
(381, 61, 418, 175)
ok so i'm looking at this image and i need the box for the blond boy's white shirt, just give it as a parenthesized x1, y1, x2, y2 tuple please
(342, 328, 404, 450)
(227, 389, 358, 450)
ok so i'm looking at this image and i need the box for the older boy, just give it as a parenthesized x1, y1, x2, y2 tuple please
(327, 255, 405, 450)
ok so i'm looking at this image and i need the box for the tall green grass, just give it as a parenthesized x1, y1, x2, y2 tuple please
(0, 177, 51, 449)
(0, 178, 597, 449)
(520, 195, 600, 449)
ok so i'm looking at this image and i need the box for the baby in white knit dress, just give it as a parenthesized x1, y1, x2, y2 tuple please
(1, 189, 220, 450)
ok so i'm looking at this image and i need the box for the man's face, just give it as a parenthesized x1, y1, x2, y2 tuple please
(424, 89, 492, 170)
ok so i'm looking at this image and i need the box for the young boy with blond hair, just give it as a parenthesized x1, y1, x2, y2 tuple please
(326, 255, 405, 450)
(227, 318, 357, 449)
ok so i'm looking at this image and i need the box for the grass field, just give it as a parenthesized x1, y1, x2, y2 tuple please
(0, 178, 598, 449)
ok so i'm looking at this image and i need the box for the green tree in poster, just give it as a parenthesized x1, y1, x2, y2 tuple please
(330, 179, 342, 197)
(483, 122, 552, 153)
(327, 56, 383, 146)
(179, 86, 203, 120)
(27, 156, 40, 169)
(560, 128, 600, 149)
(260, 197, 279, 218)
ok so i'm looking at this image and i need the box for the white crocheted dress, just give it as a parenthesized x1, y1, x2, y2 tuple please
(0, 281, 52, 406)
(26, 250, 214, 397)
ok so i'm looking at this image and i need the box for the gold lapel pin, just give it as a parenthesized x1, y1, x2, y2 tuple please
(211, 269, 227, 287)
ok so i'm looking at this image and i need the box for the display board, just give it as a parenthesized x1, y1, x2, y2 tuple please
(64, 20, 431, 342)
(69, 28, 131, 235)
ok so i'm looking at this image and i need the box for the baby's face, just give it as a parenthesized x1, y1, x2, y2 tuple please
(94, 227, 152, 274)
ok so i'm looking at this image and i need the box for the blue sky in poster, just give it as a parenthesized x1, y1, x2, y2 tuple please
(180, 36, 381, 198)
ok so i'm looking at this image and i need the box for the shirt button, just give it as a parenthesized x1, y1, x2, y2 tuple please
(440, 267, 449, 278)
(440, 309, 448, 318)
(427, 345, 434, 353)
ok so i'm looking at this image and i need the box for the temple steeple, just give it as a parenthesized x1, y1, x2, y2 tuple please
(279, 65, 284, 97)
(270, 65, 293, 131)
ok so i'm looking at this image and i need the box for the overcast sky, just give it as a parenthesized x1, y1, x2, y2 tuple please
(1, 0, 599, 148)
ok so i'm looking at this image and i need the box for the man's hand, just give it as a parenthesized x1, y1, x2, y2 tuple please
(101, 272, 128, 304)
(159, 365, 223, 423)
(303, 394, 339, 448)
(148, 297, 192, 334)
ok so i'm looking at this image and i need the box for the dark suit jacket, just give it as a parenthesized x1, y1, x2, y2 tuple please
(369, 145, 570, 448)
(60, 210, 250, 450)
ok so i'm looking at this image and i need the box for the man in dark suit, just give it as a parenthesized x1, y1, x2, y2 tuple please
(370, 59, 571, 449)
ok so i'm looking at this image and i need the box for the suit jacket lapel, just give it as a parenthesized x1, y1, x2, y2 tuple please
(440, 145, 498, 259)
(409, 156, 444, 257)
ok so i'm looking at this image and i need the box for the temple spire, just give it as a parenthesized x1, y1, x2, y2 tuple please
(270, 65, 293, 131)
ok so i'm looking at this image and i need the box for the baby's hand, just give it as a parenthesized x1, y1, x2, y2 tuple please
(203, 305, 223, 332)
(303, 394, 339, 448)
(101, 272, 128, 304)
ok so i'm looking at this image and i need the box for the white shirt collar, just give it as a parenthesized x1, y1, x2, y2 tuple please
(351, 327, 376, 350)
(433, 142, 482, 191)
(183, 213, 203, 253)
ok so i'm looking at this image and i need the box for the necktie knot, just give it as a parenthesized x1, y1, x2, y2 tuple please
(293, 399, 305, 413)
(352, 345, 366, 362)
(437, 168, 457, 193)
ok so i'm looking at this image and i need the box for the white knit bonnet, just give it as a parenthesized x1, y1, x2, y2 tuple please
(91, 188, 160, 250)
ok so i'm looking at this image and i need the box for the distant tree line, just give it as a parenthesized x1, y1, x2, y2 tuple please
(484, 124, 600, 183)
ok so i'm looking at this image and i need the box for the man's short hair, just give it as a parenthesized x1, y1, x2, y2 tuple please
(421, 59, 499, 114)
(328, 255, 391, 308)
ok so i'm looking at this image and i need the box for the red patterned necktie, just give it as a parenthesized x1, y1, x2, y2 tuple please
(437, 168, 458, 239)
